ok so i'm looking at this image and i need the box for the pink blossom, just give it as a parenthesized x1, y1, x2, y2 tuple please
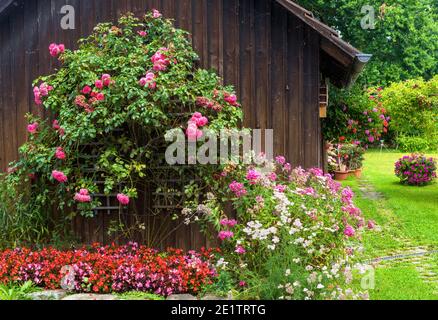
(239, 281, 247, 287)
(139, 72, 156, 89)
(101, 74, 112, 87)
(246, 169, 261, 183)
(224, 93, 238, 106)
(344, 225, 355, 237)
(52, 170, 68, 183)
(33, 83, 53, 105)
(95, 80, 104, 90)
(367, 220, 376, 230)
(274, 185, 287, 193)
(137, 30, 148, 37)
(220, 219, 238, 228)
(275, 156, 286, 165)
(283, 163, 292, 172)
(235, 246, 246, 254)
(368, 135, 375, 143)
(27, 122, 39, 134)
(74, 189, 91, 203)
(186, 123, 201, 142)
(268, 172, 277, 181)
(96, 93, 105, 101)
(218, 231, 234, 241)
(49, 43, 65, 57)
(82, 86, 92, 95)
(229, 181, 247, 198)
(117, 194, 130, 206)
(55, 147, 66, 160)
(152, 9, 162, 18)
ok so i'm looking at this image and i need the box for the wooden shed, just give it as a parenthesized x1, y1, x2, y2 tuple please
(0, 0, 370, 248)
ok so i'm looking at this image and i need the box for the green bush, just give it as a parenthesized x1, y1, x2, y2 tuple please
(381, 76, 438, 152)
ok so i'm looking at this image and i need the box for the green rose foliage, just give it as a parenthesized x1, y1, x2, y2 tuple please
(1, 13, 242, 227)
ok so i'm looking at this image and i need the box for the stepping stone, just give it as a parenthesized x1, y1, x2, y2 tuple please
(167, 294, 198, 300)
(62, 294, 119, 300)
(27, 290, 68, 300)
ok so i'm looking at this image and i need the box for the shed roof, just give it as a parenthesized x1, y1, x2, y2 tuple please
(0, 0, 371, 87)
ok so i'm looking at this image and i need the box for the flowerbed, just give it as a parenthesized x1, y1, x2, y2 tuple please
(0, 243, 218, 296)
(184, 156, 374, 300)
(395, 154, 437, 185)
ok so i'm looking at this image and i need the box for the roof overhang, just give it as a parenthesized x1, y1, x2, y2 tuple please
(276, 0, 372, 88)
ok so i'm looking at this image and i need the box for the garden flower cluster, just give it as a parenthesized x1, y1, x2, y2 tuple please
(395, 154, 437, 185)
(189, 154, 373, 299)
(0, 243, 218, 296)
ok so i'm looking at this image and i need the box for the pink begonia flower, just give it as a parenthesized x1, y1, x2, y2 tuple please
(81, 86, 92, 95)
(137, 30, 147, 37)
(152, 9, 162, 18)
(344, 225, 355, 237)
(235, 246, 246, 254)
(218, 231, 234, 241)
(117, 193, 130, 206)
(55, 147, 66, 160)
(95, 80, 104, 90)
(27, 122, 39, 134)
(101, 74, 112, 87)
(74, 189, 91, 203)
(52, 170, 68, 183)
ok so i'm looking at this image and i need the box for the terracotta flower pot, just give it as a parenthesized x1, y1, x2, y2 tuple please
(354, 168, 363, 178)
(334, 171, 349, 181)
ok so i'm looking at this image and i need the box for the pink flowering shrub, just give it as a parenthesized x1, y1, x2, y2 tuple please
(395, 154, 437, 185)
(185, 155, 372, 300)
(1, 11, 242, 237)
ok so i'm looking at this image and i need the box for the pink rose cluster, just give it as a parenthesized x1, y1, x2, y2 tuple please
(139, 72, 156, 89)
(52, 170, 68, 183)
(74, 189, 92, 203)
(186, 112, 208, 141)
(76, 74, 112, 113)
(49, 43, 65, 57)
(33, 82, 53, 105)
(151, 48, 171, 72)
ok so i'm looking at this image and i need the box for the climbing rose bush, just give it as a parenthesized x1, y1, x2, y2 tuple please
(183, 155, 373, 300)
(0, 243, 218, 296)
(1, 11, 242, 232)
(395, 154, 437, 186)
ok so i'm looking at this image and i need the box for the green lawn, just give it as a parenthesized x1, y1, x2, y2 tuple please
(344, 150, 438, 300)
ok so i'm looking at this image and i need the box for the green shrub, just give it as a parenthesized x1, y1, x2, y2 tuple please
(381, 76, 438, 151)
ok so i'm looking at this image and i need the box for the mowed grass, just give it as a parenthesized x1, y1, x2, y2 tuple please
(343, 150, 438, 300)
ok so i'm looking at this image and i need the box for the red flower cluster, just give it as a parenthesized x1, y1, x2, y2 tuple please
(0, 243, 219, 296)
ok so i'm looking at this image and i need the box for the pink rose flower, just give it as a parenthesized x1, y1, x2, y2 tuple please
(74, 189, 91, 203)
(52, 170, 68, 183)
(27, 122, 39, 134)
(117, 193, 130, 206)
(95, 80, 104, 90)
(55, 147, 66, 160)
(81, 86, 92, 95)
(152, 9, 162, 18)
(96, 93, 105, 101)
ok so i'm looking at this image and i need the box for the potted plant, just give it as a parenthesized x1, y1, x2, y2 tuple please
(345, 144, 365, 178)
(328, 143, 350, 181)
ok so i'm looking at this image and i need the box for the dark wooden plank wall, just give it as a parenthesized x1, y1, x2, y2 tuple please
(0, 0, 321, 249)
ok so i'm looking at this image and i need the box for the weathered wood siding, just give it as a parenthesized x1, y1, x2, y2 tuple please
(0, 0, 321, 249)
